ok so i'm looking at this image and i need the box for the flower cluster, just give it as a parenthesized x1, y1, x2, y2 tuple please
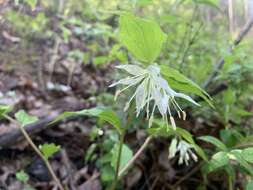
(110, 64, 199, 129)
(169, 138, 198, 165)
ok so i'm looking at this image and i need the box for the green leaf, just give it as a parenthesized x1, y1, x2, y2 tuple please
(160, 65, 213, 108)
(52, 108, 122, 134)
(93, 56, 108, 65)
(223, 88, 235, 105)
(242, 148, 253, 164)
(111, 143, 133, 173)
(24, 0, 37, 9)
(39, 143, 61, 160)
(246, 180, 253, 190)
(0, 105, 12, 118)
(198, 136, 227, 151)
(204, 151, 229, 173)
(233, 108, 253, 117)
(136, 0, 153, 6)
(98, 110, 122, 134)
(101, 165, 115, 182)
(119, 12, 166, 63)
(16, 170, 29, 183)
(15, 110, 38, 127)
(220, 129, 243, 148)
(230, 149, 253, 176)
(193, 0, 219, 9)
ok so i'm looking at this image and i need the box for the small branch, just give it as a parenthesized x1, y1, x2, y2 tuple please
(176, 5, 198, 63)
(172, 162, 203, 188)
(203, 18, 253, 88)
(3, 115, 65, 190)
(179, 22, 203, 70)
(119, 136, 153, 177)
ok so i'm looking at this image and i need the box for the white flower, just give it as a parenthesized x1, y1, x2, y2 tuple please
(109, 64, 199, 129)
(168, 138, 198, 165)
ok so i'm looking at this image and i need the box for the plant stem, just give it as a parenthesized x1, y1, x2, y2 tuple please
(228, 175, 233, 190)
(4, 115, 65, 190)
(110, 104, 135, 190)
(119, 136, 152, 178)
(114, 131, 125, 185)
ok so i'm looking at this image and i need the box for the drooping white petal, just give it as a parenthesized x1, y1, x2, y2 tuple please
(135, 80, 147, 115)
(169, 138, 178, 158)
(160, 94, 169, 115)
(116, 65, 147, 76)
(175, 93, 200, 106)
(109, 75, 145, 87)
(152, 90, 166, 116)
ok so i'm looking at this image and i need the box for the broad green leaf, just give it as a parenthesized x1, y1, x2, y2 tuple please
(98, 110, 122, 134)
(198, 136, 227, 151)
(193, 0, 219, 9)
(236, 135, 253, 149)
(204, 151, 229, 173)
(160, 65, 213, 108)
(220, 129, 243, 148)
(111, 143, 133, 172)
(0, 105, 12, 118)
(93, 56, 108, 65)
(52, 108, 122, 134)
(230, 149, 253, 176)
(15, 110, 38, 127)
(16, 170, 29, 183)
(39, 143, 61, 160)
(101, 165, 115, 182)
(223, 88, 235, 105)
(246, 180, 253, 190)
(119, 12, 166, 63)
(233, 108, 253, 117)
(136, 0, 153, 6)
(51, 107, 105, 123)
(25, 0, 37, 9)
(242, 148, 253, 164)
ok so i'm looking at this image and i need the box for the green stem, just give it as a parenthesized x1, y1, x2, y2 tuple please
(228, 175, 233, 190)
(113, 131, 125, 188)
(110, 105, 135, 190)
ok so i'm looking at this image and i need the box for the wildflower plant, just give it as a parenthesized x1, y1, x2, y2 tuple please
(0, 11, 213, 190)
(47, 12, 213, 189)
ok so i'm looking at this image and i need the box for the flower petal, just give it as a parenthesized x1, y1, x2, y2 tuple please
(116, 65, 146, 76)
(109, 76, 144, 87)
(135, 80, 147, 115)
(169, 138, 178, 158)
(175, 93, 200, 106)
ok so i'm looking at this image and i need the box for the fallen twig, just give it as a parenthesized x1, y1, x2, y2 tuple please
(0, 115, 57, 148)
(119, 136, 153, 178)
